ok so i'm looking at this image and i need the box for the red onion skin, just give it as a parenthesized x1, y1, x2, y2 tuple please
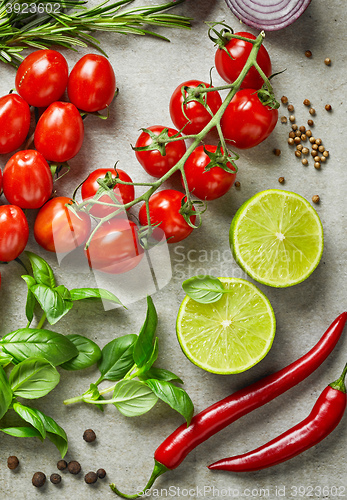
(225, 0, 312, 31)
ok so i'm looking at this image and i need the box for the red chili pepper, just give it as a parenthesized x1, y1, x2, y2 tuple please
(110, 312, 347, 498)
(208, 362, 347, 472)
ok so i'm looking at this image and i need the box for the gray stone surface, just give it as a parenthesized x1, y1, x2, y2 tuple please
(1, 0, 347, 498)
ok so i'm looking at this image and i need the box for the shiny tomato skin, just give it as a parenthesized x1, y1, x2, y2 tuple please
(34, 197, 91, 253)
(34, 102, 84, 162)
(67, 54, 116, 112)
(3, 150, 53, 209)
(183, 145, 236, 201)
(139, 189, 195, 244)
(135, 125, 186, 178)
(169, 80, 222, 135)
(221, 89, 278, 149)
(81, 168, 135, 218)
(85, 218, 143, 274)
(0, 94, 31, 155)
(215, 32, 271, 89)
(15, 50, 68, 108)
(0, 205, 29, 262)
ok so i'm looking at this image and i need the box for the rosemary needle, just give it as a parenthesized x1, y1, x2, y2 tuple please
(0, 0, 191, 67)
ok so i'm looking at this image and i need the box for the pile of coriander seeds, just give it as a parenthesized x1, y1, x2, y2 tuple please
(281, 97, 330, 171)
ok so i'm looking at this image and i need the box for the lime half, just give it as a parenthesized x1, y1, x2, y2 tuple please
(230, 190, 324, 287)
(176, 278, 276, 374)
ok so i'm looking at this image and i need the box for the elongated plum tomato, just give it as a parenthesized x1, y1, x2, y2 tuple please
(67, 54, 116, 112)
(0, 205, 29, 262)
(85, 218, 143, 274)
(0, 94, 31, 155)
(34, 102, 84, 162)
(34, 197, 91, 253)
(215, 32, 271, 89)
(15, 50, 68, 108)
(135, 125, 186, 178)
(183, 145, 236, 201)
(221, 89, 278, 149)
(3, 150, 53, 209)
(81, 168, 135, 218)
(139, 189, 195, 243)
(169, 80, 222, 135)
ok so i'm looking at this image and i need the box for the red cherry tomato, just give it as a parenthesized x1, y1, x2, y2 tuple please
(0, 205, 29, 262)
(15, 50, 68, 108)
(3, 150, 53, 209)
(81, 168, 135, 218)
(215, 32, 271, 89)
(169, 80, 222, 135)
(221, 89, 278, 149)
(139, 189, 195, 244)
(67, 54, 116, 112)
(34, 197, 91, 253)
(135, 125, 187, 178)
(0, 94, 31, 155)
(183, 145, 236, 201)
(34, 102, 84, 162)
(85, 218, 143, 274)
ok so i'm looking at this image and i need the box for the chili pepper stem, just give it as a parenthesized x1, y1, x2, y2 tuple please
(330, 362, 347, 393)
(110, 460, 168, 498)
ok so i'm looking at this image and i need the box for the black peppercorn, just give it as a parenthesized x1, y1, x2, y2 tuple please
(7, 456, 19, 470)
(68, 461, 81, 475)
(57, 460, 67, 471)
(83, 429, 96, 443)
(85, 471, 98, 484)
(32, 472, 46, 488)
(50, 473, 61, 485)
(97, 468, 106, 479)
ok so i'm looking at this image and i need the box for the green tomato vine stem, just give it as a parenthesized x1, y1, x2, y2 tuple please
(77, 29, 272, 248)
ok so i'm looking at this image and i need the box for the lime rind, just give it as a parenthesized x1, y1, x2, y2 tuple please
(230, 190, 324, 288)
(176, 278, 276, 375)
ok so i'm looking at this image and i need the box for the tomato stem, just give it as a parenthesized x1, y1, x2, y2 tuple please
(77, 30, 268, 248)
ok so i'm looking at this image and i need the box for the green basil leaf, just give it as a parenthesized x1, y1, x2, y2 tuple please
(145, 379, 194, 425)
(0, 351, 14, 368)
(30, 284, 73, 325)
(182, 275, 225, 304)
(26, 251, 56, 288)
(0, 366, 13, 420)
(22, 275, 37, 324)
(136, 338, 158, 377)
(96, 334, 137, 383)
(133, 296, 158, 368)
(70, 288, 124, 307)
(13, 402, 46, 438)
(9, 357, 60, 399)
(60, 335, 101, 371)
(139, 367, 183, 384)
(34, 409, 68, 458)
(113, 380, 158, 417)
(1, 328, 79, 366)
(0, 426, 43, 439)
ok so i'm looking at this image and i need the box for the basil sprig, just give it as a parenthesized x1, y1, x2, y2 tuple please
(0, 357, 68, 457)
(64, 297, 194, 425)
(23, 251, 124, 326)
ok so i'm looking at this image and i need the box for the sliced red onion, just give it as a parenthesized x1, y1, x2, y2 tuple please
(225, 0, 311, 31)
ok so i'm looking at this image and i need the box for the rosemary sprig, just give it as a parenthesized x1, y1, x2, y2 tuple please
(0, 0, 191, 67)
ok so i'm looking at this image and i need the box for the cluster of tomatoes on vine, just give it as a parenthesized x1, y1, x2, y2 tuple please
(0, 25, 278, 278)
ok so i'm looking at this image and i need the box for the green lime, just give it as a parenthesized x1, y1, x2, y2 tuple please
(230, 189, 324, 287)
(176, 278, 276, 374)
